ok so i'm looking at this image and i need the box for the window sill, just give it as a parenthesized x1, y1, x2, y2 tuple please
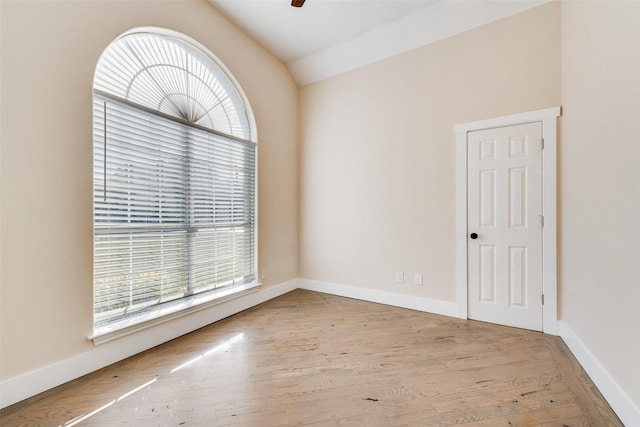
(89, 282, 262, 346)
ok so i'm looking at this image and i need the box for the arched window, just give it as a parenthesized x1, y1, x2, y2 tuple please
(92, 29, 257, 338)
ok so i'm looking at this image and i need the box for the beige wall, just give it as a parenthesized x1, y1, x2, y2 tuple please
(560, 0, 640, 407)
(0, 0, 298, 381)
(299, 2, 561, 301)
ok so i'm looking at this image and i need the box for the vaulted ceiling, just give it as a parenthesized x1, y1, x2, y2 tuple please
(208, 0, 550, 86)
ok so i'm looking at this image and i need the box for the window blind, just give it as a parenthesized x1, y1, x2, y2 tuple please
(93, 32, 251, 141)
(93, 94, 256, 328)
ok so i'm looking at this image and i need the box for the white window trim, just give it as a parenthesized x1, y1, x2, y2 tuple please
(90, 282, 261, 345)
(454, 106, 560, 335)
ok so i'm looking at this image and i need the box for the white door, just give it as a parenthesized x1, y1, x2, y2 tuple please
(467, 122, 543, 331)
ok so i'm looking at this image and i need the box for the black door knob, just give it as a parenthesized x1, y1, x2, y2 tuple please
(470, 233, 478, 239)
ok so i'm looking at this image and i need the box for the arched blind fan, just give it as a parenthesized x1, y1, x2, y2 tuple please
(94, 32, 250, 140)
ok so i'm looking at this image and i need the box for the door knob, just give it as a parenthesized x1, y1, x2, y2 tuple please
(470, 233, 478, 239)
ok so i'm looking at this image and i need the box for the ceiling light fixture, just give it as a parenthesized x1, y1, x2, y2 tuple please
(291, 0, 305, 7)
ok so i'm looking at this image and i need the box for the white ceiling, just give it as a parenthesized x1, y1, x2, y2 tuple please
(209, 0, 438, 62)
(208, 0, 551, 86)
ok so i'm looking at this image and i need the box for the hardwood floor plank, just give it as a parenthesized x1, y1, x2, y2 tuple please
(0, 290, 622, 426)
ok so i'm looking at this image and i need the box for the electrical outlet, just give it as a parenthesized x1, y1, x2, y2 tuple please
(414, 273, 423, 286)
(261, 268, 268, 280)
(395, 271, 404, 284)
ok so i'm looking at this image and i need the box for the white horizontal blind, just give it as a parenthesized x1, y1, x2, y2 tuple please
(93, 94, 255, 328)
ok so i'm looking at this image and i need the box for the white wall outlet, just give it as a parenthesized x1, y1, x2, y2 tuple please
(261, 268, 268, 280)
(395, 271, 404, 283)
(414, 273, 423, 286)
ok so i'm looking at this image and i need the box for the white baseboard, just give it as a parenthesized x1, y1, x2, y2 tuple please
(0, 279, 299, 409)
(558, 321, 640, 426)
(298, 279, 459, 318)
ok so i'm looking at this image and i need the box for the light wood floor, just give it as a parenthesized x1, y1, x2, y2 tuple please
(1, 290, 622, 426)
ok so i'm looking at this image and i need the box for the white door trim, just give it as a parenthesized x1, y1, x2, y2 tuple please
(454, 106, 560, 335)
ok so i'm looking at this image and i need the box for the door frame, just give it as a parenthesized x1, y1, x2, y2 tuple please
(454, 107, 560, 335)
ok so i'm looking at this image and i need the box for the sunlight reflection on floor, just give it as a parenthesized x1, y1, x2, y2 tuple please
(60, 333, 244, 426)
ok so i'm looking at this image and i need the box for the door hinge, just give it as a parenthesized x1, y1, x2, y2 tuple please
(542, 294, 545, 305)
(539, 215, 545, 228)
(541, 138, 545, 150)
